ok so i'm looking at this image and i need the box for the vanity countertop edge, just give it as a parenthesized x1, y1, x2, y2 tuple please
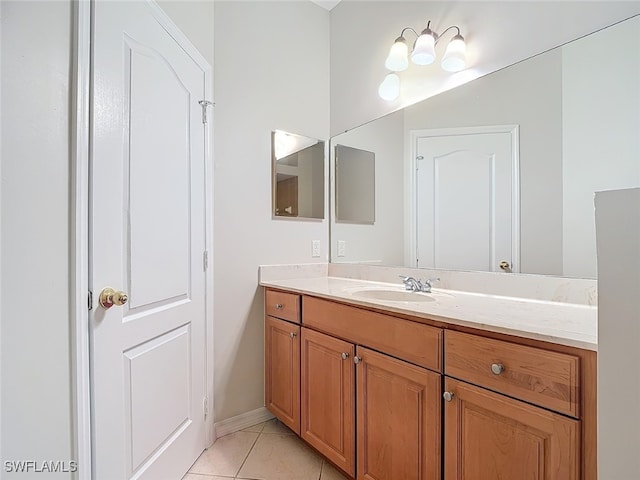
(259, 275, 597, 352)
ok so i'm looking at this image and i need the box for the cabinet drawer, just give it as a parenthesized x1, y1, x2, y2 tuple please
(265, 289, 300, 323)
(303, 296, 442, 372)
(444, 330, 580, 417)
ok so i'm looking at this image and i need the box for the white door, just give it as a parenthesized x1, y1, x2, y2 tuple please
(90, 2, 210, 479)
(414, 127, 519, 272)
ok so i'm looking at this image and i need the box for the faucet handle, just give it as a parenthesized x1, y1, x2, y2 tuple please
(399, 275, 417, 291)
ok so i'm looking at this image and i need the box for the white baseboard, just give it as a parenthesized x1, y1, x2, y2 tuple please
(214, 407, 274, 438)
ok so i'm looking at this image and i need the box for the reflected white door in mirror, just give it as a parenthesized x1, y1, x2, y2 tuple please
(410, 125, 519, 273)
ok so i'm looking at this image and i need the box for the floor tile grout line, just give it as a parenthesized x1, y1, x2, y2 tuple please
(233, 429, 262, 478)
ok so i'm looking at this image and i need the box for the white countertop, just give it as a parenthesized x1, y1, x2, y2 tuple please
(260, 276, 598, 351)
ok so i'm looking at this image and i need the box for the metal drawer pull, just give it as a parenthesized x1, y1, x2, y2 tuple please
(290, 332, 297, 338)
(341, 352, 350, 360)
(443, 391, 455, 402)
(275, 303, 283, 309)
(353, 356, 362, 364)
(491, 363, 505, 375)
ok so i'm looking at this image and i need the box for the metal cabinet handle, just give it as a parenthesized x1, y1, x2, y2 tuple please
(275, 303, 283, 310)
(353, 356, 362, 364)
(290, 332, 297, 338)
(443, 391, 455, 402)
(341, 352, 350, 360)
(491, 363, 505, 375)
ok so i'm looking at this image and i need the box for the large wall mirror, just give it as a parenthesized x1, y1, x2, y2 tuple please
(272, 130, 325, 219)
(330, 15, 640, 279)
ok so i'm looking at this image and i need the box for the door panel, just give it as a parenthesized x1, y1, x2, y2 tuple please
(127, 36, 192, 308)
(124, 326, 191, 470)
(416, 128, 518, 272)
(356, 347, 441, 480)
(91, 2, 208, 479)
(444, 378, 580, 480)
(265, 316, 301, 434)
(301, 328, 355, 476)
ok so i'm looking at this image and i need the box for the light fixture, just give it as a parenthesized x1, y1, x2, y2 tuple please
(378, 73, 400, 101)
(379, 20, 468, 100)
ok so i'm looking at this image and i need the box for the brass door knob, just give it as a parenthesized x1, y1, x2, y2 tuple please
(99, 287, 129, 309)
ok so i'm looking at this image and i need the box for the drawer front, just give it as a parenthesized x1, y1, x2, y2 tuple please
(266, 289, 300, 323)
(445, 330, 580, 417)
(303, 296, 442, 372)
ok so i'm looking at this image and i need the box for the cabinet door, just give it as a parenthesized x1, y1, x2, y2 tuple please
(265, 316, 300, 434)
(443, 378, 580, 480)
(356, 346, 441, 480)
(301, 328, 355, 476)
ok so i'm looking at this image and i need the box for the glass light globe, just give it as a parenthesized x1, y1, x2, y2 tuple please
(441, 34, 466, 72)
(378, 73, 400, 101)
(411, 31, 436, 66)
(385, 38, 409, 72)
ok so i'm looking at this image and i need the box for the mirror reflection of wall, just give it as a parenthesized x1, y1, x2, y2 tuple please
(335, 145, 375, 224)
(272, 130, 325, 220)
(330, 15, 640, 278)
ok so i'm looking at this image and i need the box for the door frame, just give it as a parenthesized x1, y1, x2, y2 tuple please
(406, 125, 520, 271)
(71, 2, 215, 479)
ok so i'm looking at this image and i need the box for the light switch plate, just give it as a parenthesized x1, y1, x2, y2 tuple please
(312, 240, 321, 257)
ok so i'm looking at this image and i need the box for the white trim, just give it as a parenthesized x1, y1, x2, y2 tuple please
(408, 125, 520, 272)
(70, 1, 92, 479)
(214, 408, 275, 438)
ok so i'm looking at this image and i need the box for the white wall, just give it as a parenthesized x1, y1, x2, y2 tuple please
(213, 1, 329, 422)
(596, 187, 640, 479)
(1, 2, 73, 477)
(562, 16, 640, 278)
(330, 0, 640, 135)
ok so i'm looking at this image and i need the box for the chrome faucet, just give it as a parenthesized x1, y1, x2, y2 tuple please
(399, 275, 439, 293)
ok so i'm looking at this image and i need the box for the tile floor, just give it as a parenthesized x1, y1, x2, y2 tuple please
(183, 419, 350, 480)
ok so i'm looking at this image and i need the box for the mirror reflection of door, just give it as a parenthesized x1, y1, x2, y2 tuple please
(272, 131, 325, 219)
(414, 126, 519, 272)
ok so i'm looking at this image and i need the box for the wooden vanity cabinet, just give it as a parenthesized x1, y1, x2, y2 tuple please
(356, 346, 441, 480)
(264, 290, 301, 434)
(443, 330, 583, 480)
(301, 295, 443, 480)
(264, 288, 594, 480)
(301, 327, 356, 476)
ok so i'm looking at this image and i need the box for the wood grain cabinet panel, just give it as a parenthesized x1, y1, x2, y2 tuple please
(265, 315, 300, 434)
(445, 330, 580, 417)
(301, 328, 355, 477)
(443, 377, 580, 480)
(356, 346, 441, 480)
(265, 289, 300, 323)
(303, 296, 442, 372)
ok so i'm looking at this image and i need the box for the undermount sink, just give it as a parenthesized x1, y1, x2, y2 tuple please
(349, 288, 437, 303)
